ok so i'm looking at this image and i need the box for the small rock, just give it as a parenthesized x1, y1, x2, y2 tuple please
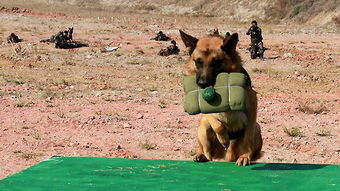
(117, 145, 122, 150)
(283, 53, 293, 58)
(46, 97, 53, 101)
(95, 92, 102, 97)
(293, 71, 302, 77)
(136, 113, 144, 119)
(123, 123, 132, 128)
(151, 91, 159, 95)
(135, 88, 143, 92)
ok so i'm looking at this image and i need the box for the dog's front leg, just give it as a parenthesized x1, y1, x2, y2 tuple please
(196, 117, 213, 161)
(205, 114, 230, 149)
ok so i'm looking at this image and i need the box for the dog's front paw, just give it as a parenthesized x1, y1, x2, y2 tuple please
(193, 154, 209, 162)
(235, 154, 251, 166)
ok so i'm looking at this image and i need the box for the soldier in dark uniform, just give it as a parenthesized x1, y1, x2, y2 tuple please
(55, 28, 74, 48)
(68, 27, 73, 41)
(54, 31, 64, 48)
(7, 33, 22, 43)
(151, 31, 171, 41)
(158, 40, 180, 56)
(41, 27, 87, 49)
(246, 20, 264, 59)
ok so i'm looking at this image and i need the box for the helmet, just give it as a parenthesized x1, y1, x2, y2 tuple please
(171, 40, 176, 45)
(251, 20, 257, 24)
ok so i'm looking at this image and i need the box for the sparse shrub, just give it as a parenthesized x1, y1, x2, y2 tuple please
(149, 86, 158, 91)
(139, 140, 157, 150)
(275, 158, 285, 162)
(41, 89, 57, 98)
(11, 44, 27, 57)
(32, 131, 41, 140)
(109, 112, 130, 121)
(14, 101, 34, 107)
(103, 97, 116, 102)
(316, 130, 331, 137)
(22, 126, 35, 129)
(5, 78, 25, 85)
(21, 152, 43, 160)
(291, 5, 302, 17)
(127, 60, 140, 65)
(158, 98, 167, 108)
(297, 102, 327, 114)
(188, 151, 196, 156)
(61, 79, 70, 86)
(133, 4, 158, 12)
(57, 110, 66, 118)
(251, 67, 279, 75)
(283, 127, 302, 137)
(251, 68, 266, 73)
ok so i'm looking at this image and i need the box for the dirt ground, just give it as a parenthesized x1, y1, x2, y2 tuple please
(0, 8, 339, 179)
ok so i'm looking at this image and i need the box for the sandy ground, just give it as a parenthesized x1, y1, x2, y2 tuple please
(0, 8, 339, 179)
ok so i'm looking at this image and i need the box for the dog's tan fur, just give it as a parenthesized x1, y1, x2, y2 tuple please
(180, 30, 262, 166)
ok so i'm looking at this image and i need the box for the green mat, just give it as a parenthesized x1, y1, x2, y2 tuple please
(0, 157, 339, 191)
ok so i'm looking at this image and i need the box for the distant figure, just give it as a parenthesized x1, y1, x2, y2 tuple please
(68, 27, 73, 41)
(40, 27, 87, 49)
(225, 32, 231, 38)
(158, 40, 180, 56)
(7, 33, 22, 43)
(151, 31, 171, 41)
(246, 20, 265, 59)
(55, 31, 67, 48)
(40, 27, 73, 44)
(209, 29, 219, 36)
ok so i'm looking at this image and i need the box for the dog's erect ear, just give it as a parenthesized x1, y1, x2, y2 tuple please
(222, 33, 238, 52)
(179, 30, 198, 55)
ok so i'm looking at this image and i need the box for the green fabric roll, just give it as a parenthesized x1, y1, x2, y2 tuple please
(183, 73, 247, 115)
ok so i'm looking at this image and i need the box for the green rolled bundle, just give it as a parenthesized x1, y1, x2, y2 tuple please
(183, 73, 247, 115)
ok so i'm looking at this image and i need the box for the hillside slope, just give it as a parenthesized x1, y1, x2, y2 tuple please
(2, 0, 340, 25)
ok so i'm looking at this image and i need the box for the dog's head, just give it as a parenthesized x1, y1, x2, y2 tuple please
(180, 30, 242, 88)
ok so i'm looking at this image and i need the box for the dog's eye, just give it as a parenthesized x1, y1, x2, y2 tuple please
(211, 58, 222, 67)
(195, 58, 203, 68)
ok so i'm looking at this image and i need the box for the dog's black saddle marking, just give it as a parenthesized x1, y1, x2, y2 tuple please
(240, 67, 252, 87)
(229, 129, 245, 140)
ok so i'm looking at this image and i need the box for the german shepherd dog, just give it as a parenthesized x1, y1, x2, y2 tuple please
(179, 30, 262, 166)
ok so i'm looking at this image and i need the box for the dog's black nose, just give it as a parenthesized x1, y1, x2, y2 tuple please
(197, 79, 210, 88)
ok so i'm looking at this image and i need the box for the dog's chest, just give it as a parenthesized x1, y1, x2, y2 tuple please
(213, 111, 247, 132)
